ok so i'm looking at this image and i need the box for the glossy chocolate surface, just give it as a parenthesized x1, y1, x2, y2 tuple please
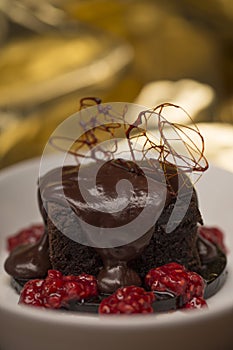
(39, 159, 170, 228)
(39, 159, 169, 292)
(5, 159, 169, 288)
(4, 230, 51, 279)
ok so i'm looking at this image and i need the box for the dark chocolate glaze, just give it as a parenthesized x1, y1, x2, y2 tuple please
(96, 226, 154, 293)
(40, 159, 170, 229)
(4, 229, 51, 279)
(4, 159, 171, 291)
(40, 159, 169, 293)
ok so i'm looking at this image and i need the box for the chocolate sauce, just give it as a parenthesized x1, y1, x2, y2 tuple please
(4, 230, 51, 279)
(39, 159, 169, 229)
(5, 159, 170, 292)
(96, 226, 154, 293)
(39, 159, 169, 293)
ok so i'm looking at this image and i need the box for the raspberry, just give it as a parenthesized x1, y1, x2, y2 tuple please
(42, 275, 64, 309)
(183, 297, 207, 310)
(186, 271, 205, 301)
(19, 279, 44, 307)
(7, 224, 44, 252)
(145, 262, 206, 306)
(99, 286, 155, 314)
(198, 226, 227, 253)
(145, 262, 188, 296)
(63, 281, 82, 301)
(63, 274, 98, 302)
(19, 270, 98, 309)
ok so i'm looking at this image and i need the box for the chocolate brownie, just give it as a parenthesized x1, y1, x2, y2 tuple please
(43, 160, 203, 280)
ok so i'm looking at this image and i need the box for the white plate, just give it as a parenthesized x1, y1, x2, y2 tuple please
(0, 158, 232, 350)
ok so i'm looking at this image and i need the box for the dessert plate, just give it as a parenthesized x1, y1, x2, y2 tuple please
(0, 157, 232, 350)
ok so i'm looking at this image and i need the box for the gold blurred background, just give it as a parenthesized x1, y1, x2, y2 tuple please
(0, 0, 233, 171)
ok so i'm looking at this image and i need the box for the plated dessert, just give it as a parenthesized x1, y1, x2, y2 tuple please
(4, 99, 228, 314)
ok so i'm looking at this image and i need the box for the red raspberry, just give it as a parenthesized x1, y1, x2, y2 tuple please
(19, 270, 98, 309)
(63, 274, 98, 302)
(47, 270, 63, 280)
(145, 262, 188, 296)
(99, 286, 155, 314)
(183, 297, 207, 310)
(19, 279, 44, 307)
(145, 262, 206, 305)
(186, 271, 205, 301)
(63, 281, 82, 301)
(198, 226, 227, 253)
(42, 272, 64, 309)
(7, 224, 44, 252)
(45, 294, 63, 309)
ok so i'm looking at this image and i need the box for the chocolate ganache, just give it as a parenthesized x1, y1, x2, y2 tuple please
(4, 229, 51, 279)
(5, 158, 173, 292)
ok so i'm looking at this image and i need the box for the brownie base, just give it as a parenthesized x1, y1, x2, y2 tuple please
(130, 191, 202, 277)
(47, 190, 202, 279)
(47, 202, 102, 276)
